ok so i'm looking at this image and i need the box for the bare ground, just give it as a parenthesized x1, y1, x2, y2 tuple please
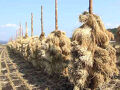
(0, 46, 73, 90)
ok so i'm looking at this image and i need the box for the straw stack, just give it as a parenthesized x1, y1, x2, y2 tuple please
(68, 1, 118, 89)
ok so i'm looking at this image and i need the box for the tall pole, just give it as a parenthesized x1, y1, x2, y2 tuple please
(55, 0, 58, 30)
(89, 0, 93, 14)
(18, 28, 20, 37)
(19, 23, 22, 37)
(31, 13, 33, 37)
(16, 30, 18, 39)
(10, 37, 13, 41)
(21, 25, 23, 37)
(17, 30, 19, 38)
(41, 6, 44, 34)
(25, 22, 28, 37)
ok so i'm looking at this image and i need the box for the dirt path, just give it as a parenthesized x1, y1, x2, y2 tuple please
(0, 46, 73, 90)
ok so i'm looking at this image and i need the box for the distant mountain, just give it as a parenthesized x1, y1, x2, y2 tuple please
(0, 41, 8, 44)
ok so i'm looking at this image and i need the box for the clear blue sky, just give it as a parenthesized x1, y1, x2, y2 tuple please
(0, 0, 120, 41)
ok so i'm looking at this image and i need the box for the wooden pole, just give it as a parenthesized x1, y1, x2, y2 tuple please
(17, 30, 19, 38)
(25, 22, 28, 37)
(19, 23, 22, 37)
(21, 25, 23, 37)
(55, 0, 58, 30)
(41, 6, 44, 34)
(10, 37, 13, 41)
(31, 13, 33, 37)
(16, 30, 17, 39)
(39, 5, 45, 40)
(89, 0, 93, 14)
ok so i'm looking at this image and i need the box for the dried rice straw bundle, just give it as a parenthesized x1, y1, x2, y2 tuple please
(68, 11, 118, 90)
(76, 11, 110, 48)
(27, 36, 39, 66)
(68, 41, 93, 89)
(93, 14, 114, 41)
(10, 38, 22, 53)
(72, 24, 95, 53)
(92, 46, 118, 89)
(37, 30, 71, 75)
(20, 37, 31, 60)
(36, 0, 71, 75)
(7, 41, 17, 52)
(86, 14, 109, 48)
(35, 37, 47, 68)
(105, 30, 114, 41)
(105, 45, 119, 74)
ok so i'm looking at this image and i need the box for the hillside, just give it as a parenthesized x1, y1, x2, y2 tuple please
(108, 28, 117, 38)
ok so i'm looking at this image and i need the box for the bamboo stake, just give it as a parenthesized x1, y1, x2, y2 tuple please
(89, 0, 93, 14)
(31, 13, 33, 37)
(55, 0, 58, 30)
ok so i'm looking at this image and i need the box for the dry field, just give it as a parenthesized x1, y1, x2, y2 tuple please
(0, 44, 120, 89)
(0, 45, 73, 90)
(1, 0, 120, 89)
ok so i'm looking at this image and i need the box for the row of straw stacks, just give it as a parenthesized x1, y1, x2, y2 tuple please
(7, 0, 119, 89)
(8, 1, 71, 76)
